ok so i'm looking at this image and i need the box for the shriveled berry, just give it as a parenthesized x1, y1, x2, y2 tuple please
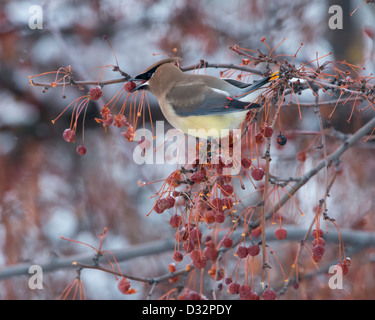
(276, 133, 287, 146)
(228, 282, 240, 295)
(221, 184, 234, 197)
(337, 262, 349, 275)
(76, 145, 87, 156)
(90, 86, 102, 100)
(63, 128, 76, 143)
(118, 277, 131, 294)
(173, 251, 184, 262)
(169, 214, 182, 228)
(262, 124, 274, 138)
(193, 257, 207, 269)
(224, 277, 232, 285)
(236, 246, 248, 259)
(182, 239, 194, 253)
(247, 244, 260, 256)
(255, 132, 265, 144)
(190, 168, 206, 183)
(114, 114, 128, 128)
(312, 238, 325, 247)
(274, 227, 287, 240)
(297, 151, 307, 162)
(262, 288, 277, 300)
(189, 227, 202, 245)
(190, 249, 201, 262)
(251, 168, 264, 181)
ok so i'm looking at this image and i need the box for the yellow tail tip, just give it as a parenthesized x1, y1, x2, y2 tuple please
(269, 70, 279, 81)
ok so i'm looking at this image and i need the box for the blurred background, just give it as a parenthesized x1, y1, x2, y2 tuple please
(0, 0, 374, 299)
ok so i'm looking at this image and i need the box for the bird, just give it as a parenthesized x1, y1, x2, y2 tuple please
(130, 57, 279, 139)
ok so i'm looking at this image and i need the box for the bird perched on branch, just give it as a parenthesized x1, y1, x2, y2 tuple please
(130, 57, 279, 139)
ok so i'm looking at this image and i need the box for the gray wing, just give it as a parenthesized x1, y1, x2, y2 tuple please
(166, 84, 260, 117)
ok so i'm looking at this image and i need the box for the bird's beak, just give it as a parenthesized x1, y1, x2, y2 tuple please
(129, 77, 148, 93)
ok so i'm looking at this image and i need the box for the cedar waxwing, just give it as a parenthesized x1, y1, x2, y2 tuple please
(131, 57, 279, 139)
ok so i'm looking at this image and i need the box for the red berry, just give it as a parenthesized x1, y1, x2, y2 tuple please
(214, 212, 225, 223)
(169, 214, 182, 228)
(274, 227, 287, 240)
(225, 277, 232, 285)
(222, 237, 233, 248)
(312, 229, 323, 239)
(173, 251, 184, 262)
(241, 157, 252, 169)
(221, 184, 234, 197)
(203, 247, 218, 261)
(210, 198, 223, 212)
(255, 132, 265, 144)
(204, 210, 215, 223)
(90, 86, 102, 100)
(263, 124, 274, 138)
(312, 244, 325, 257)
(249, 292, 260, 300)
(239, 284, 252, 300)
(228, 282, 240, 295)
(337, 263, 349, 275)
(236, 246, 248, 259)
(251, 226, 262, 238)
(189, 227, 202, 245)
(262, 288, 277, 300)
(190, 250, 201, 262)
(124, 81, 136, 93)
(297, 151, 307, 162)
(251, 168, 264, 181)
(118, 277, 131, 294)
(182, 240, 194, 253)
(76, 145, 87, 156)
(62, 128, 76, 143)
(312, 238, 325, 247)
(247, 244, 260, 256)
(193, 257, 207, 269)
(191, 168, 206, 183)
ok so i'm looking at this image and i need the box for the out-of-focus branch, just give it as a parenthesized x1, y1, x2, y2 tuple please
(1, 227, 374, 281)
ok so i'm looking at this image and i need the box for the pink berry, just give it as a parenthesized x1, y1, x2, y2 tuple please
(203, 247, 218, 261)
(124, 81, 136, 92)
(262, 288, 277, 300)
(221, 184, 234, 197)
(312, 238, 325, 247)
(169, 214, 182, 228)
(222, 237, 233, 248)
(312, 244, 325, 257)
(312, 229, 323, 239)
(251, 168, 264, 181)
(247, 244, 260, 257)
(76, 145, 87, 156)
(89, 86, 102, 101)
(263, 124, 274, 138)
(236, 246, 248, 259)
(228, 282, 240, 295)
(274, 227, 287, 240)
(62, 128, 76, 143)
